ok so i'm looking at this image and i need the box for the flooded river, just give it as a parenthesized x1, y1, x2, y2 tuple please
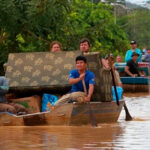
(0, 93, 150, 150)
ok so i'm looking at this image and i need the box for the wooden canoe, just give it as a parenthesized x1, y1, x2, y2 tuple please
(121, 77, 150, 92)
(115, 62, 150, 92)
(0, 101, 124, 126)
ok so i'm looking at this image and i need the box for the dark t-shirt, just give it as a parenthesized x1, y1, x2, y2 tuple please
(126, 59, 140, 76)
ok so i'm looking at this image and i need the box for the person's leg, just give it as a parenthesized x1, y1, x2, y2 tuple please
(54, 94, 71, 106)
(0, 103, 17, 114)
(55, 92, 86, 106)
(70, 92, 86, 103)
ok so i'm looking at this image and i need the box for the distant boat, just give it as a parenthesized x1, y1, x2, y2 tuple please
(120, 77, 150, 92)
(116, 62, 150, 92)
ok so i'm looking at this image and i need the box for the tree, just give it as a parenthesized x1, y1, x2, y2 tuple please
(67, 0, 129, 55)
(0, 0, 129, 74)
(0, 0, 70, 73)
(117, 8, 150, 49)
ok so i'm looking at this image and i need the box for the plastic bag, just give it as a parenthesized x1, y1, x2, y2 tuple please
(112, 86, 123, 101)
(42, 93, 58, 112)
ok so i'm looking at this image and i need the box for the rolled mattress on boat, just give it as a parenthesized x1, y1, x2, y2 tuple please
(5, 51, 81, 92)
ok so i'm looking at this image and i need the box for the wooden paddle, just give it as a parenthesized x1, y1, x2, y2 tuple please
(82, 79, 97, 127)
(107, 53, 133, 121)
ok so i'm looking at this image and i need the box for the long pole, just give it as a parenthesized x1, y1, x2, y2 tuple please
(110, 68, 119, 105)
(82, 80, 97, 127)
(108, 54, 133, 121)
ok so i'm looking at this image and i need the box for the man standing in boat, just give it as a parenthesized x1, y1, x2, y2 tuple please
(125, 40, 142, 62)
(125, 52, 144, 77)
(55, 55, 95, 106)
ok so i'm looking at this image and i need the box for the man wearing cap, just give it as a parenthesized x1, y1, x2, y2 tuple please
(79, 38, 90, 53)
(125, 41, 142, 62)
(125, 52, 143, 77)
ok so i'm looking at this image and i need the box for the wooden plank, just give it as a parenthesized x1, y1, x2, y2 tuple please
(0, 113, 24, 126)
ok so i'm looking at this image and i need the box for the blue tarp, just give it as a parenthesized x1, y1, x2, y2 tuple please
(112, 86, 123, 101)
(42, 93, 58, 112)
(121, 77, 150, 84)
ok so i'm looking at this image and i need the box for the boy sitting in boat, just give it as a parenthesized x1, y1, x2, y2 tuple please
(125, 52, 144, 77)
(125, 40, 142, 63)
(55, 55, 95, 106)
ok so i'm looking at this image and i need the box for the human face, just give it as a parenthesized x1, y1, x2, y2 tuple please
(51, 44, 61, 52)
(80, 41, 90, 53)
(130, 44, 137, 50)
(116, 56, 122, 63)
(132, 55, 138, 61)
(76, 60, 87, 71)
(147, 49, 150, 53)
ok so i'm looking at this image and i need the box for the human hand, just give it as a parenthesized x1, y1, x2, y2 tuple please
(84, 95, 91, 102)
(132, 74, 138, 77)
(79, 73, 85, 80)
(140, 74, 145, 77)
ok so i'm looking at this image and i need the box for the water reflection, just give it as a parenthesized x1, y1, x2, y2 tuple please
(0, 124, 123, 150)
(0, 93, 150, 150)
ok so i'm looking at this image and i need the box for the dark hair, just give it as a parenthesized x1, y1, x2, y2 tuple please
(131, 52, 139, 57)
(50, 41, 62, 51)
(79, 38, 90, 47)
(105, 53, 114, 59)
(76, 55, 87, 63)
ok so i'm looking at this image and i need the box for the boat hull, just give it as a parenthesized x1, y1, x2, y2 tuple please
(121, 77, 150, 92)
(0, 101, 124, 126)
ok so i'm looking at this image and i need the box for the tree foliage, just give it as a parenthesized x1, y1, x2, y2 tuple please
(117, 8, 150, 50)
(67, 0, 129, 54)
(0, 0, 130, 73)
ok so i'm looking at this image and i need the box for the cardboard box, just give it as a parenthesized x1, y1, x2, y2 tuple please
(11, 95, 41, 113)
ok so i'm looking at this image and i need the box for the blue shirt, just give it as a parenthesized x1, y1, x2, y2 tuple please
(69, 69, 95, 93)
(143, 53, 150, 62)
(0, 76, 9, 103)
(125, 48, 142, 62)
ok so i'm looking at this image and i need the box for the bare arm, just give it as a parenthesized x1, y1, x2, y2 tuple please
(85, 84, 94, 102)
(125, 66, 137, 77)
(69, 73, 85, 84)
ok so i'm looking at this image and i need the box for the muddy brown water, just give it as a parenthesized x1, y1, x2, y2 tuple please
(0, 93, 150, 150)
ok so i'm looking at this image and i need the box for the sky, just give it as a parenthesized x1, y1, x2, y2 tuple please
(126, 0, 148, 4)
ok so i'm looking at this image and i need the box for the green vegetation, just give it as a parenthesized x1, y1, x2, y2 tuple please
(68, 0, 129, 55)
(120, 8, 150, 49)
(0, 0, 150, 74)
